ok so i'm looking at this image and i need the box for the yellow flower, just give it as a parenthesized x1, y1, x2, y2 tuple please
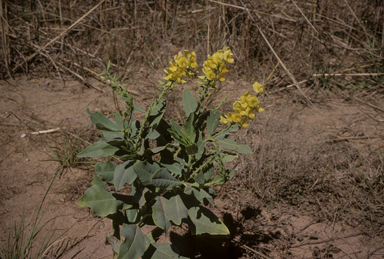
(253, 82, 265, 94)
(203, 68, 216, 80)
(223, 48, 234, 63)
(247, 95, 259, 108)
(220, 112, 233, 124)
(177, 56, 189, 68)
(239, 117, 248, 128)
(217, 73, 226, 82)
(211, 52, 223, 65)
(233, 101, 245, 113)
(231, 112, 242, 123)
(242, 106, 255, 119)
(219, 62, 228, 74)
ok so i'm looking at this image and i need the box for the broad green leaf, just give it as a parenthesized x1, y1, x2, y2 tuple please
(151, 168, 180, 190)
(86, 108, 120, 132)
(221, 153, 238, 163)
(168, 129, 189, 146)
(185, 113, 195, 141)
(118, 224, 150, 259)
(103, 131, 123, 141)
(195, 139, 205, 160)
(134, 103, 145, 113)
(126, 208, 139, 223)
(77, 140, 119, 157)
(143, 243, 188, 259)
(194, 170, 205, 185)
(237, 144, 253, 154)
(203, 166, 214, 181)
(135, 162, 179, 189)
(195, 110, 210, 129)
(114, 162, 137, 190)
(95, 161, 117, 184)
(106, 233, 121, 255)
(147, 130, 160, 140)
(207, 110, 221, 135)
(216, 138, 238, 151)
(192, 187, 213, 205)
(182, 88, 197, 117)
(163, 163, 183, 177)
(149, 99, 166, 128)
(169, 120, 191, 145)
(76, 175, 121, 217)
(188, 206, 229, 235)
(185, 144, 198, 156)
(152, 195, 188, 235)
(134, 161, 160, 187)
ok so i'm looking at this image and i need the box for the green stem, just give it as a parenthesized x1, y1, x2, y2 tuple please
(135, 83, 173, 151)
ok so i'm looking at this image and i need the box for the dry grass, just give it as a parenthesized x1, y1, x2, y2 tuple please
(0, 0, 383, 89)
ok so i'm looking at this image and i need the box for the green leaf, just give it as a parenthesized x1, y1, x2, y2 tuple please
(151, 168, 180, 190)
(95, 161, 117, 184)
(143, 244, 188, 259)
(169, 120, 191, 145)
(194, 171, 205, 185)
(188, 206, 229, 235)
(182, 88, 197, 117)
(185, 113, 196, 141)
(168, 129, 189, 146)
(134, 103, 145, 113)
(117, 224, 150, 259)
(221, 152, 238, 163)
(195, 140, 205, 160)
(207, 110, 221, 135)
(103, 131, 123, 141)
(215, 125, 240, 139)
(216, 138, 238, 151)
(106, 233, 121, 255)
(86, 108, 120, 132)
(149, 99, 166, 128)
(76, 175, 121, 217)
(237, 144, 253, 154)
(77, 140, 119, 157)
(134, 161, 179, 190)
(163, 162, 183, 177)
(152, 195, 188, 235)
(134, 161, 160, 187)
(114, 162, 137, 190)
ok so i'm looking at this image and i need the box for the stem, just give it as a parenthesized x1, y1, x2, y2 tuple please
(206, 123, 233, 141)
(135, 83, 173, 151)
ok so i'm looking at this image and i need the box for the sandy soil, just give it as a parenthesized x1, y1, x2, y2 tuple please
(0, 74, 383, 258)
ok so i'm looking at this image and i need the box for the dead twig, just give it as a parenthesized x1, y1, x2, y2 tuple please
(291, 231, 363, 248)
(11, 0, 106, 74)
(353, 97, 384, 113)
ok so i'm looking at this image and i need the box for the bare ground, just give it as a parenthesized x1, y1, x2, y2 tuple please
(0, 74, 384, 258)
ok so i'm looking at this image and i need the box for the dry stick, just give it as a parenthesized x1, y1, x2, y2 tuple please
(325, 136, 383, 143)
(0, 0, 11, 79)
(313, 73, 384, 77)
(342, 0, 373, 43)
(207, 0, 296, 22)
(291, 231, 363, 248)
(290, 0, 317, 33)
(238, 1, 312, 104)
(11, 0, 106, 73)
(353, 97, 384, 113)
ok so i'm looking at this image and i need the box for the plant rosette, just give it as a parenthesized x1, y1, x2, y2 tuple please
(76, 48, 264, 259)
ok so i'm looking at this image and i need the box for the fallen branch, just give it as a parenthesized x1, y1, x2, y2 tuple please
(31, 128, 61, 135)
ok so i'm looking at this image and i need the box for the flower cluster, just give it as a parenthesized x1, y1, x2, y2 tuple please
(199, 47, 234, 87)
(164, 50, 198, 86)
(220, 82, 265, 128)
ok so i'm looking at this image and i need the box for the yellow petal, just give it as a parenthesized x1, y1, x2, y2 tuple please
(253, 82, 265, 94)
